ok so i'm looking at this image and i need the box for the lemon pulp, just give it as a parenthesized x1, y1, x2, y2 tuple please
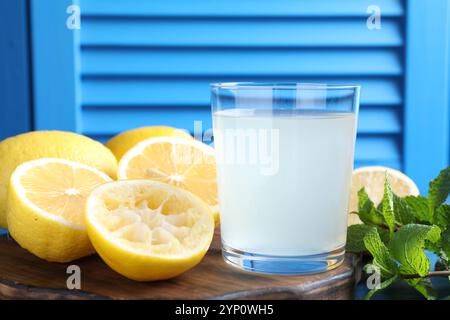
(118, 137, 219, 223)
(7, 158, 112, 262)
(85, 180, 214, 281)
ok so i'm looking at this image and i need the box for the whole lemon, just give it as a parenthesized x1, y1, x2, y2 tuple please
(105, 126, 192, 161)
(0, 131, 117, 228)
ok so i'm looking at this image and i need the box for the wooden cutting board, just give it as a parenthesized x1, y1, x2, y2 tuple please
(0, 229, 361, 300)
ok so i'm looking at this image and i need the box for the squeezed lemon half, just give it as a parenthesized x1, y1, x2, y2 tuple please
(117, 137, 219, 224)
(7, 158, 112, 262)
(85, 180, 215, 281)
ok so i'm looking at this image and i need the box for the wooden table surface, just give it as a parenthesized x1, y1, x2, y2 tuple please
(0, 229, 361, 300)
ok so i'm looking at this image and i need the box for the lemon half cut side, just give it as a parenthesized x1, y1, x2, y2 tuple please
(7, 158, 112, 262)
(85, 179, 215, 281)
(117, 137, 219, 223)
(105, 126, 193, 161)
(0, 130, 118, 228)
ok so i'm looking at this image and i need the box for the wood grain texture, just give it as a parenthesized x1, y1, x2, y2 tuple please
(0, 230, 361, 300)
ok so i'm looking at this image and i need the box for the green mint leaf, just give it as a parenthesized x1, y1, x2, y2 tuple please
(425, 238, 442, 256)
(435, 204, 450, 228)
(357, 188, 384, 226)
(363, 228, 398, 276)
(404, 196, 433, 224)
(346, 224, 377, 253)
(428, 166, 450, 215)
(364, 274, 398, 300)
(393, 194, 416, 225)
(378, 228, 391, 245)
(389, 224, 441, 276)
(377, 201, 383, 212)
(382, 174, 395, 233)
(441, 227, 450, 260)
(405, 278, 437, 300)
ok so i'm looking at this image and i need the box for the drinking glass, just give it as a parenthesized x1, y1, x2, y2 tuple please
(211, 83, 360, 275)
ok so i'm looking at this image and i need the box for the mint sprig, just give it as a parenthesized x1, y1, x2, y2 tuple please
(440, 228, 450, 260)
(389, 224, 441, 277)
(405, 196, 432, 224)
(363, 227, 398, 276)
(346, 166, 450, 299)
(429, 167, 450, 214)
(364, 274, 398, 300)
(436, 204, 450, 228)
(406, 278, 437, 300)
(356, 188, 384, 226)
(381, 175, 396, 233)
(346, 224, 375, 253)
(392, 194, 416, 225)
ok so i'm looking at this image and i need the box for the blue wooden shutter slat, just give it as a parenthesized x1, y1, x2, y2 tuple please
(80, 0, 403, 18)
(81, 48, 402, 76)
(81, 78, 402, 107)
(404, 0, 450, 193)
(82, 107, 401, 136)
(0, 0, 31, 139)
(31, 0, 81, 132)
(80, 18, 403, 48)
(75, 0, 405, 170)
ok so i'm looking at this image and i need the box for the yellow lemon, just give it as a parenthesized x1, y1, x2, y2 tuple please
(7, 158, 112, 262)
(85, 180, 214, 281)
(117, 137, 219, 224)
(0, 131, 117, 228)
(348, 166, 420, 225)
(105, 126, 192, 161)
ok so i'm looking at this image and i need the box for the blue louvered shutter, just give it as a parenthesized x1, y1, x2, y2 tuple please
(78, 0, 404, 170)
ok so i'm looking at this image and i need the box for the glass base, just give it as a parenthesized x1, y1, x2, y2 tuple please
(222, 243, 345, 275)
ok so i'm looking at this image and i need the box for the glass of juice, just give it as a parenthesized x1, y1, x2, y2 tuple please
(211, 82, 360, 275)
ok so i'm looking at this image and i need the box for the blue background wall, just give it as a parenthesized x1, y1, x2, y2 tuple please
(0, 0, 31, 137)
(0, 0, 449, 193)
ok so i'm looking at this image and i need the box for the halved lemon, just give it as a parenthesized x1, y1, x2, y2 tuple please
(7, 158, 112, 262)
(348, 166, 420, 225)
(0, 130, 117, 228)
(117, 137, 219, 223)
(105, 126, 193, 161)
(85, 180, 215, 281)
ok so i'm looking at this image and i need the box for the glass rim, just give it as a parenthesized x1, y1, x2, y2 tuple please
(210, 82, 360, 90)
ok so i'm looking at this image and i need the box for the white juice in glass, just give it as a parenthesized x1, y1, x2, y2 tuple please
(213, 109, 356, 256)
